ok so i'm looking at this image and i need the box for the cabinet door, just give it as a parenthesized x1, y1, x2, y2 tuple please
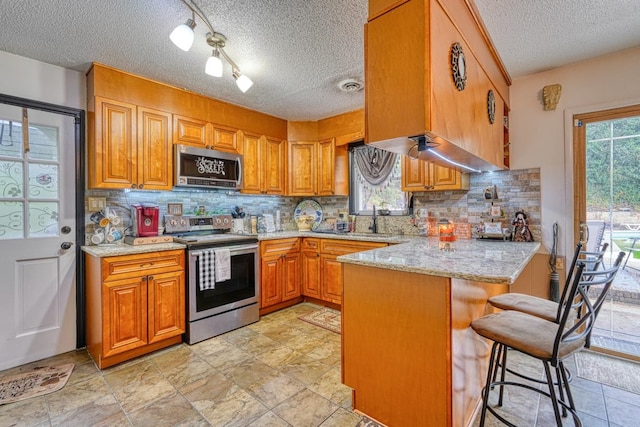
(302, 250, 321, 298)
(289, 141, 316, 196)
(264, 137, 287, 195)
(102, 277, 148, 357)
(320, 253, 344, 304)
(138, 107, 173, 190)
(428, 163, 469, 191)
(173, 115, 209, 147)
(401, 156, 428, 191)
(282, 252, 301, 301)
(90, 97, 137, 189)
(147, 270, 185, 344)
(260, 255, 282, 308)
(241, 132, 263, 194)
(212, 124, 238, 153)
(318, 138, 336, 196)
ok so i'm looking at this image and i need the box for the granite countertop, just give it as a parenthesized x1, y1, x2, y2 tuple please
(337, 237, 541, 284)
(257, 231, 413, 244)
(81, 242, 186, 257)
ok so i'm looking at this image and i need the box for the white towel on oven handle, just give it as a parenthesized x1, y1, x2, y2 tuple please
(198, 249, 215, 290)
(215, 248, 231, 282)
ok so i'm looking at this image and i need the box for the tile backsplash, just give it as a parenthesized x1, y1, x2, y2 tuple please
(85, 168, 541, 244)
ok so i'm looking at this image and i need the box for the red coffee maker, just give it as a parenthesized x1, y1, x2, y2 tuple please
(131, 204, 159, 237)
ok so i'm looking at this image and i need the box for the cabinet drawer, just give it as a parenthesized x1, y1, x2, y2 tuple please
(320, 239, 387, 255)
(102, 250, 185, 281)
(301, 238, 320, 251)
(260, 238, 300, 256)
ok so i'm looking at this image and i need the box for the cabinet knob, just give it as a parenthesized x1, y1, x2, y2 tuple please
(138, 184, 144, 189)
(142, 276, 148, 281)
(131, 184, 136, 189)
(148, 275, 153, 280)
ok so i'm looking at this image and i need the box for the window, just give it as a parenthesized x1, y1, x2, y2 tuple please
(349, 143, 407, 214)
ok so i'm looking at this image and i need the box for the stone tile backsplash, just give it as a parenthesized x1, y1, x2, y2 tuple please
(85, 168, 541, 244)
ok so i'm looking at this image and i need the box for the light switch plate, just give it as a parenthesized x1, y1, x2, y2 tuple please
(88, 197, 107, 212)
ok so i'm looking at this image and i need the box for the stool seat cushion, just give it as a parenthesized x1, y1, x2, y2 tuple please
(489, 293, 558, 322)
(471, 311, 585, 361)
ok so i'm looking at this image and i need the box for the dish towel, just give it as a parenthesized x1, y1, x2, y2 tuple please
(215, 248, 231, 282)
(198, 249, 216, 291)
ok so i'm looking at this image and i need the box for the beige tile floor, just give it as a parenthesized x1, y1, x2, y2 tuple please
(0, 302, 639, 427)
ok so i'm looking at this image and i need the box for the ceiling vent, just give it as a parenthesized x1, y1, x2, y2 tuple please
(338, 79, 364, 92)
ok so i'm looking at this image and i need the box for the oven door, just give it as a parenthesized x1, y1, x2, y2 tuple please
(187, 243, 259, 321)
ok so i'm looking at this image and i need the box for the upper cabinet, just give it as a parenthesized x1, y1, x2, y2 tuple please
(401, 156, 469, 192)
(365, 0, 511, 171)
(88, 96, 172, 190)
(86, 63, 287, 190)
(241, 132, 287, 195)
(173, 115, 239, 153)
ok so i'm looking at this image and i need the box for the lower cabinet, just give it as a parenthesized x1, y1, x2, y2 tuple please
(301, 238, 321, 299)
(85, 249, 185, 369)
(260, 238, 302, 313)
(318, 239, 388, 305)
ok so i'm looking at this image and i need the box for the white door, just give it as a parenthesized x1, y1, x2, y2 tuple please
(0, 104, 76, 370)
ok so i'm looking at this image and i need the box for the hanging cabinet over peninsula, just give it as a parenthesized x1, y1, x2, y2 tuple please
(365, 0, 511, 170)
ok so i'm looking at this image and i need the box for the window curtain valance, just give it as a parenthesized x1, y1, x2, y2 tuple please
(353, 145, 397, 186)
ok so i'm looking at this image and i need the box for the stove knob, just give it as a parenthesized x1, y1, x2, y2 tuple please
(215, 217, 222, 224)
(223, 217, 229, 224)
(180, 218, 188, 226)
(170, 219, 177, 226)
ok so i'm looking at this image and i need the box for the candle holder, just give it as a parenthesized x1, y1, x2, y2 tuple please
(438, 218, 456, 251)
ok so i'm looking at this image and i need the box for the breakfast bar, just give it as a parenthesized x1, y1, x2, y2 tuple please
(338, 238, 540, 427)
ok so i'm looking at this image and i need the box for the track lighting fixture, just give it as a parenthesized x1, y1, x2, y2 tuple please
(170, 0, 253, 92)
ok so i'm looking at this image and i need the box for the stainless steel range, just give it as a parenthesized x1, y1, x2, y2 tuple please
(165, 214, 259, 344)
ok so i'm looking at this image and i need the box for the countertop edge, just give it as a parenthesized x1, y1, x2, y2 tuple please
(81, 242, 187, 257)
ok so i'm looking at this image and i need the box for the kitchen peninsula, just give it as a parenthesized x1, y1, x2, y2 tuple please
(338, 238, 540, 427)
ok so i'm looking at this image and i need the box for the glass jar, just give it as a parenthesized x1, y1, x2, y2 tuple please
(438, 218, 456, 251)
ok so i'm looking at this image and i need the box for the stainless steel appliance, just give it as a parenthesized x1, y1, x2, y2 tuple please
(166, 214, 259, 344)
(174, 144, 243, 190)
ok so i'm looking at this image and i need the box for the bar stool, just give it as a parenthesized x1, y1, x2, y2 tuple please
(471, 252, 625, 426)
(488, 242, 608, 322)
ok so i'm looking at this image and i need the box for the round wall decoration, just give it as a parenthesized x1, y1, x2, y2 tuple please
(487, 89, 496, 124)
(450, 42, 466, 91)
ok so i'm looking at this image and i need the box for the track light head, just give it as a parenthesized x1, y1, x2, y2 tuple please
(233, 70, 253, 93)
(170, 18, 196, 51)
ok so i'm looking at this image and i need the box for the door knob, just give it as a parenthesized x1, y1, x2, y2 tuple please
(60, 242, 73, 250)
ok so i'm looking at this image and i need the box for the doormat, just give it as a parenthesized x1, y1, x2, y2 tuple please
(299, 307, 341, 334)
(0, 363, 74, 405)
(576, 351, 640, 394)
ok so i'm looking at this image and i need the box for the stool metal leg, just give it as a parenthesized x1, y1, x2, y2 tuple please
(480, 342, 500, 427)
(543, 361, 564, 426)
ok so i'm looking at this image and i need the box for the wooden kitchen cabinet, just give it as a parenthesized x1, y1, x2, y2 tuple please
(173, 115, 239, 153)
(318, 239, 387, 305)
(242, 132, 287, 195)
(85, 249, 185, 369)
(401, 156, 469, 191)
(260, 238, 302, 314)
(88, 97, 172, 190)
(365, 0, 510, 170)
(289, 141, 317, 196)
(288, 138, 347, 196)
(301, 238, 321, 299)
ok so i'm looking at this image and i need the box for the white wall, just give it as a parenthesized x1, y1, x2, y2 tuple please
(509, 46, 640, 258)
(0, 50, 85, 108)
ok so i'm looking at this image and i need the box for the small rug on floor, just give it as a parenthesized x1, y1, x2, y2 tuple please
(299, 307, 341, 334)
(0, 363, 74, 405)
(576, 351, 640, 394)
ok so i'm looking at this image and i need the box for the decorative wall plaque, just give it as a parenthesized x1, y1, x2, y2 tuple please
(487, 89, 496, 124)
(450, 43, 467, 91)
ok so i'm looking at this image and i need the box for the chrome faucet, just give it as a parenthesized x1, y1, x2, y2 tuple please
(369, 205, 378, 234)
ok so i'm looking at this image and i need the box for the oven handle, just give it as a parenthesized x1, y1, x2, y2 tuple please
(188, 243, 258, 257)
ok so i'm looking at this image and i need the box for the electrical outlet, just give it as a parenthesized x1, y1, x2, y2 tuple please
(555, 256, 565, 271)
(88, 197, 106, 212)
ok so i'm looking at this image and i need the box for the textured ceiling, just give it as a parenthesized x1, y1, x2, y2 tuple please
(1, 1, 639, 121)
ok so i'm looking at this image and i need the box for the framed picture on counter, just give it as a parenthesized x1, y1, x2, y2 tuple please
(484, 222, 502, 235)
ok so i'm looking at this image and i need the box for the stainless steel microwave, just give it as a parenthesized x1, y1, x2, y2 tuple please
(174, 144, 243, 190)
